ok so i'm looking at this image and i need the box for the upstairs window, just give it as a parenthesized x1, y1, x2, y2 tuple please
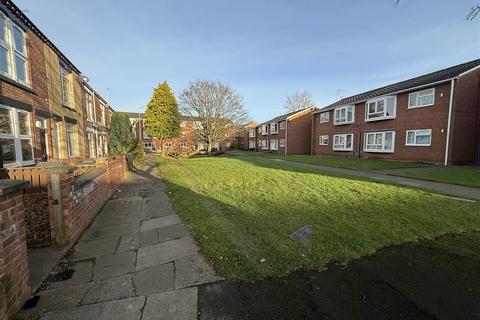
(365, 96, 396, 121)
(0, 14, 28, 85)
(85, 91, 94, 121)
(249, 129, 255, 138)
(100, 102, 106, 125)
(257, 127, 262, 134)
(262, 124, 269, 135)
(320, 112, 329, 123)
(270, 123, 278, 134)
(409, 88, 435, 109)
(364, 131, 395, 153)
(334, 105, 354, 125)
(279, 121, 286, 130)
(406, 129, 432, 146)
(60, 66, 72, 106)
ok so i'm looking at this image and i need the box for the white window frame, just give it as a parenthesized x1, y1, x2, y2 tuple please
(320, 112, 329, 123)
(405, 129, 432, 146)
(333, 133, 353, 151)
(249, 129, 255, 138)
(319, 135, 329, 145)
(262, 125, 269, 135)
(270, 139, 278, 150)
(333, 105, 354, 125)
(364, 131, 395, 153)
(0, 13, 29, 86)
(279, 138, 285, 148)
(60, 65, 72, 107)
(279, 121, 286, 130)
(261, 140, 268, 150)
(408, 88, 435, 109)
(365, 96, 396, 122)
(0, 105, 34, 167)
(65, 122, 75, 158)
(85, 90, 94, 121)
(270, 123, 278, 134)
(248, 140, 256, 148)
(86, 128, 95, 158)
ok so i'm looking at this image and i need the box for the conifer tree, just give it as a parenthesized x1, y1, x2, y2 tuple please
(145, 81, 181, 155)
(108, 112, 134, 154)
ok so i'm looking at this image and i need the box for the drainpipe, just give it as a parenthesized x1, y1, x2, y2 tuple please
(444, 78, 456, 166)
(285, 120, 288, 155)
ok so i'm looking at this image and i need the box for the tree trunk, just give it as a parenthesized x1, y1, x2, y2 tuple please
(207, 141, 212, 156)
(161, 138, 166, 157)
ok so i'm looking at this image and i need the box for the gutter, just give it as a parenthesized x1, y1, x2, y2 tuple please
(444, 78, 456, 166)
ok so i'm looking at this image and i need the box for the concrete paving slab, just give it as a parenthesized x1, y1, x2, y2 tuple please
(49, 260, 93, 289)
(136, 237, 198, 271)
(82, 275, 135, 305)
(117, 233, 140, 253)
(175, 254, 221, 288)
(133, 263, 174, 296)
(139, 229, 158, 247)
(93, 251, 137, 281)
(72, 237, 119, 260)
(27, 246, 69, 291)
(140, 215, 181, 232)
(157, 223, 189, 244)
(81, 222, 140, 242)
(142, 287, 197, 320)
(42, 297, 145, 320)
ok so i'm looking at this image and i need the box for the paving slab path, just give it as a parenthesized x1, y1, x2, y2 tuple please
(18, 162, 222, 320)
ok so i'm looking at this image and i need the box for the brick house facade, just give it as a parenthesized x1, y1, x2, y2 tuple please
(234, 122, 257, 150)
(311, 60, 480, 165)
(255, 108, 316, 155)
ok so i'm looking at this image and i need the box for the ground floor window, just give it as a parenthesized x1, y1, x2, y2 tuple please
(65, 122, 75, 158)
(406, 129, 432, 146)
(279, 139, 285, 148)
(87, 129, 95, 158)
(333, 134, 353, 151)
(270, 139, 278, 150)
(364, 131, 395, 153)
(261, 140, 268, 150)
(319, 135, 329, 145)
(249, 140, 255, 148)
(0, 105, 34, 167)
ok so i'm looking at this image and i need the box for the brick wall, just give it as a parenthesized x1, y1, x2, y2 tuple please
(0, 181, 30, 320)
(286, 112, 313, 155)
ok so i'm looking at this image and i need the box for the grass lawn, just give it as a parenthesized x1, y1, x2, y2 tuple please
(393, 167, 480, 188)
(231, 151, 430, 170)
(157, 155, 480, 280)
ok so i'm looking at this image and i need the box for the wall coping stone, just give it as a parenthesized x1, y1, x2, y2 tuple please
(0, 179, 29, 195)
(74, 168, 107, 189)
(39, 165, 77, 175)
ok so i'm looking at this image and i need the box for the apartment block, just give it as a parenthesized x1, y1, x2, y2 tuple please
(255, 107, 316, 155)
(311, 59, 480, 165)
(234, 122, 257, 150)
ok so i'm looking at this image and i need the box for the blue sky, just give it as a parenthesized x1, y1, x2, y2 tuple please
(16, 0, 480, 122)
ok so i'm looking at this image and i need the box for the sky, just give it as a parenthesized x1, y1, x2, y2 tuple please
(15, 0, 480, 122)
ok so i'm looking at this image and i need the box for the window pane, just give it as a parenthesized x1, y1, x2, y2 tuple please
(0, 138, 15, 163)
(18, 112, 29, 135)
(0, 16, 5, 42)
(375, 133, 383, 145)
(0, 108, 11, 134)
(406, 132, 414, 144)
(347, 108, 353, 121)
(409, 93, 417, 107)
(418, 94, 433, 106)
(13, 26, 25, 54)
(21, 139, 33, 161)
(377, 100, 385, 112)
(0, 46, 8, 73)
(368, 103, 375, 114)
(385, 133, 393, 149)
(15, 56, 26, 82)
(416, 135, 430, 145)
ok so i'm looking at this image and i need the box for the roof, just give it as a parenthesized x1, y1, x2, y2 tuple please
(318, 58, 480, 112)
(260, 107, 315, 126)
(2, 0, 80, 73)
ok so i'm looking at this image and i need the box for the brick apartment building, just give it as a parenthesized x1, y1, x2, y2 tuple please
(234, 122, 257, 149)
(255, 107, 316, 155)
(311, 59, 480, 165)
(0, 0, 113, 168)
(122, 112, 234, 153)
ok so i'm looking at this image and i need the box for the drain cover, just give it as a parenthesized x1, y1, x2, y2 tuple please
(290, 226, 315, 241)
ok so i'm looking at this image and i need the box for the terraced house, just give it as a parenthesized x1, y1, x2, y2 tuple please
(311, 59, 480, 165)
(256, 107, 316, 155)
(0, 0, 113, 167)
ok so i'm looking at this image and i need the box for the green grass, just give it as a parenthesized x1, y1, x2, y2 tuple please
(231, 150, 430, 170)
(393, 168, 480, 188)
(157, 156, 480, 280)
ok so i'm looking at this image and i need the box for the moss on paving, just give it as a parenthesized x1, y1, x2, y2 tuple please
(393, 167, 480, 188)
(157, 156, 480, 281)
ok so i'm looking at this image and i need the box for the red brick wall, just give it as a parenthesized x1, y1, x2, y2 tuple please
(312, 83, 452, 164)
(255, 122, 287, 154)
(0, 188, 30, 320)
(449, 68, 480, 163)
(286, 113, 313, 155)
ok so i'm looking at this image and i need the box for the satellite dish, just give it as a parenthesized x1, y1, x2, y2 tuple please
(77, 74, 90, 83)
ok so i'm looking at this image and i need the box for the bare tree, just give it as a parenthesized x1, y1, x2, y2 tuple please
(467, 4, 480, 20)
(179, 80, 249, 154)
(284, 91, 315, 113)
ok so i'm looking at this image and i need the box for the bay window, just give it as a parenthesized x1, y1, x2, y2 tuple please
(333, 133, 353, 151)
(365, 96, 396, 121)
(364, 131, 395, 153)
(334, 105, 354, 125)
(0, 13, 29, 85)
(409, 88, 435, 109)
(406, 129, 432, 146)
(0, 105, 34, 166)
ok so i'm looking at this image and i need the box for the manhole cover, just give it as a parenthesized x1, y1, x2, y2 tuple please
(290, 226, 315, 241)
